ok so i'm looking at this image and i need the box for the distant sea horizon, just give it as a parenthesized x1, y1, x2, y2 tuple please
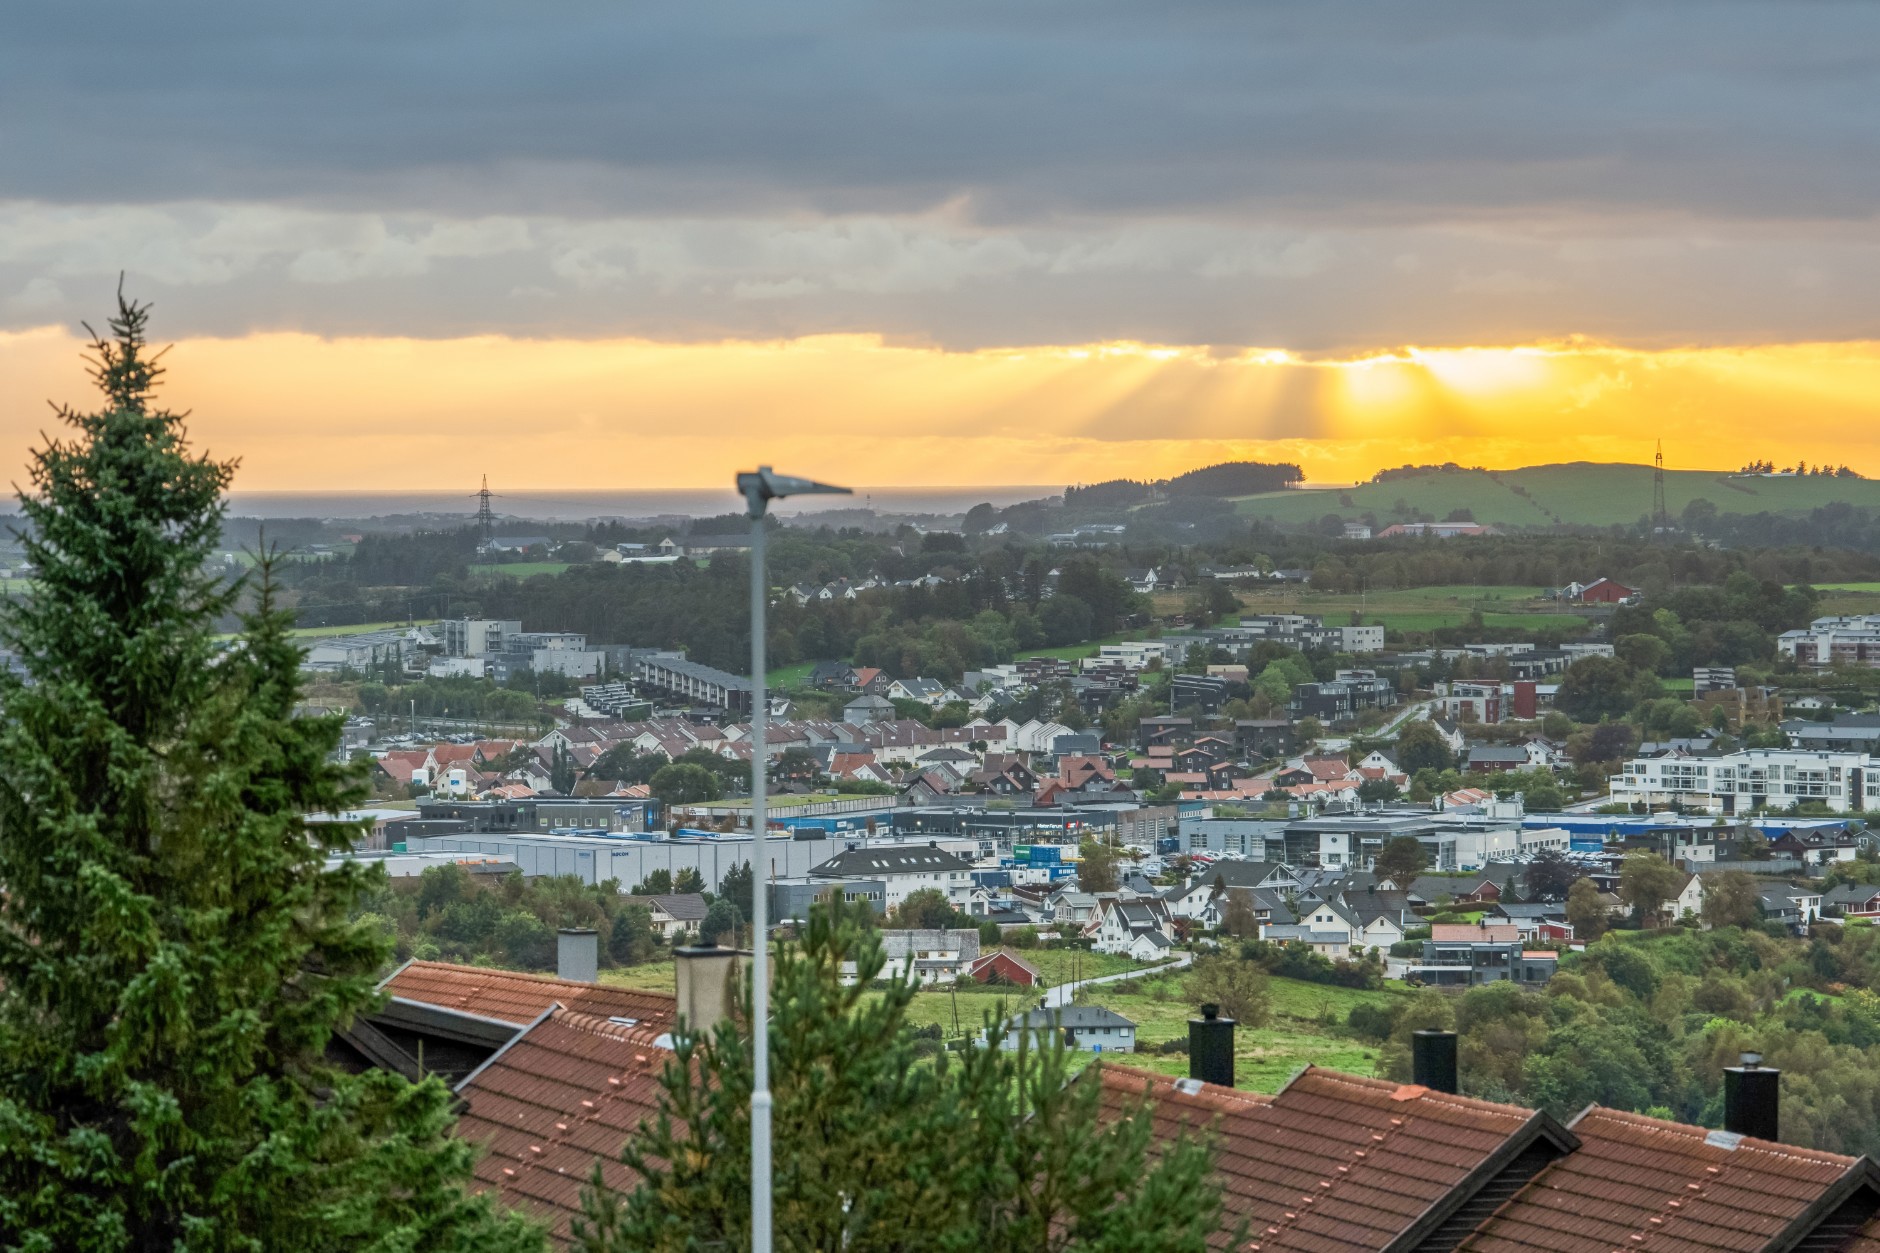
(218, 486, 1062, 521)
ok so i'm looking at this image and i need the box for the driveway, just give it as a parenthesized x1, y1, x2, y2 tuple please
(1042, 950, 1193, 1008)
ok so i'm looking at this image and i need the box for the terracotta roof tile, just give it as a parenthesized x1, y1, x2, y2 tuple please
(381, 960, 677, 1032)
(1459, 1107, 1860, 1253)
(1100, 1065, 1540, 1251)
(455, 1009, 675, 1246)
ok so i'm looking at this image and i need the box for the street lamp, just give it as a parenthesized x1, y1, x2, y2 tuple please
(735, 465, 850, 1253)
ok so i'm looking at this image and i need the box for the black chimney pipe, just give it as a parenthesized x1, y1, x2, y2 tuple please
(1723, 1053, 1779, 1141)
(1412, 1029, 1458, 1094)
(1189, 1003, 1235, 1087)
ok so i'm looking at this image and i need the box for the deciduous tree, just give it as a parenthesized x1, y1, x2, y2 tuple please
(1567, 876, 1610, 941)
(1374, 835, 1428, 892)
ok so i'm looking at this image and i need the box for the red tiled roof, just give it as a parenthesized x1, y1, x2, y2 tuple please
(381, 960, 678, 1031)
(1458, 1106, 1863, 1253)
(455, 1009, 673, 1246)
(1100, 1065, 1545, 1251)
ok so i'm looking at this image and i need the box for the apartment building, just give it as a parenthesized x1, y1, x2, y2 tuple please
(1778, 615, 1880, 668)
(1611, 748, 1876, 814)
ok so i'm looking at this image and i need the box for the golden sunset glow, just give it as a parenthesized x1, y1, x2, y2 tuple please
(2, 326, 1876, 491)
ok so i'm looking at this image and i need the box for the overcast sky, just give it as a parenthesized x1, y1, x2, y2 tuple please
(5, 1, 1880, 352)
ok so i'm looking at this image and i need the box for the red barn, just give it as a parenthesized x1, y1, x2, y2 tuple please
(969, 950, 1043, 988)
(1577, 577, 1636, 604)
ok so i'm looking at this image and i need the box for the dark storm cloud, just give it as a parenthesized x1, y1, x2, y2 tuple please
(6, 0, 1880, 222)
(2, 2, 1878, 347)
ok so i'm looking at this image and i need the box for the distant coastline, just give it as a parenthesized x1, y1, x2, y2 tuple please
(221, 486, 1060, 522)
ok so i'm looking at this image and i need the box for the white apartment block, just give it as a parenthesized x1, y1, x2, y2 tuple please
(1612, 749, 1876, 814)
(1777, 616, 1880, 669)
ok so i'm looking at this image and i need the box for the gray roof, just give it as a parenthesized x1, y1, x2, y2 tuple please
(876, 929, 981, 961)
(1016, 1006, 1136, 1030)
(1196, 860, 1292, 891)
(812, 845, 973, 878)
(645, 892, 708, 922)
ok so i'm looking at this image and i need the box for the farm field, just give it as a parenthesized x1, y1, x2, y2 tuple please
(1231, 463, 1880, 531)
(476, 561, 573, 579)
(1182, 583, 1594, 636)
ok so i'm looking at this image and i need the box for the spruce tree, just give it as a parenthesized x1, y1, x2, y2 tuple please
(0, 293, 544, 1251)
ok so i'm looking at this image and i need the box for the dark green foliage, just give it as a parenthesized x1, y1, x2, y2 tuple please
(361, 865, 660, 971)
(1239, 940, 1383, 990)
(649, 762, 722, 805)
(700, 899, 742, 945)
(576, 900, 1232, 1252)
(0, 295, 541, 1249)
(718, 861, 756, 922)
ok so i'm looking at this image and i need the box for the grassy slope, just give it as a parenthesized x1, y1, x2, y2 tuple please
(597, 953, 1397, 1092)
(1233, 463, 1880, 530)
(1184, 584, 1591, 635)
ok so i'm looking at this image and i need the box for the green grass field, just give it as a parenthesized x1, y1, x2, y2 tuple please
(1205, 583, 1592, 636)
(769, 661, 817, 688)
(1232, 463, 1880, 531)
(600, 957, 1401, 1093)
(1018, 632, 1129, 662)
(476, 561, 572, 579)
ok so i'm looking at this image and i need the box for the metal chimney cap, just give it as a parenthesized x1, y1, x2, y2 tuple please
(1739, 1051, 1763, 1069)
(1200, 1002, 1220, 1021)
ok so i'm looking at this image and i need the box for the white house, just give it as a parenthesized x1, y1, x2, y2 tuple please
(1002, 1006, 1137, 1054)
(842, 928, 981, 985)
(644, 893, 708, 940)
(809, 844, 975, 911)
(1085, 896, 1175, 955)
(1261, 896, 1357, 958)
(1667, 871, 1706, 922)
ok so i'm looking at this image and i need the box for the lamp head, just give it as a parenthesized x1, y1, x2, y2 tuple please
(737, 465, 853, 519)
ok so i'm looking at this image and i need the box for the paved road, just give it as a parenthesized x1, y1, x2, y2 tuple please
(1378, 699, 1434, 737)
(1042, 950, 1194, 1008)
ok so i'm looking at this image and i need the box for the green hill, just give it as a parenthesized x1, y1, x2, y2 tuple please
(1232, 462, 1880, 530)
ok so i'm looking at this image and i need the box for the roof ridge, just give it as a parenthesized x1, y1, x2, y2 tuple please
(1582, 1105, 1858, 1167)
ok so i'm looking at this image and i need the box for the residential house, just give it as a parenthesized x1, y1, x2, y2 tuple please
(1003, 1006, 1137, 1053)
(1086, 896, 1176, 955)
(642, 893, 709, 939)
(1665, 871, 1705, 922)
(846, 929, 982, 986)
(842, 693, 898, 724)
(1824, 883, 1880, 919)
(1261, 895, 1357, 958)
(1408, 923, 1557, 987)
(1759, 886, 1826, 930)
(886, 677, 957, 707)
(1466, 744, 1532, 774)
(807, 660, 858, 690)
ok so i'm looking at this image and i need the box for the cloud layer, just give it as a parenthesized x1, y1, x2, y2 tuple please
(3, 3, 1880, 349)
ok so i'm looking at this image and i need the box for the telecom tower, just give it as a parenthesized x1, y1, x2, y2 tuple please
(474, 475, 496, 558)
(1652, 441, 1669, 540)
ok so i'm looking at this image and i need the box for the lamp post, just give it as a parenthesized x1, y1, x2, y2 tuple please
(735, 466, 850, 1253)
